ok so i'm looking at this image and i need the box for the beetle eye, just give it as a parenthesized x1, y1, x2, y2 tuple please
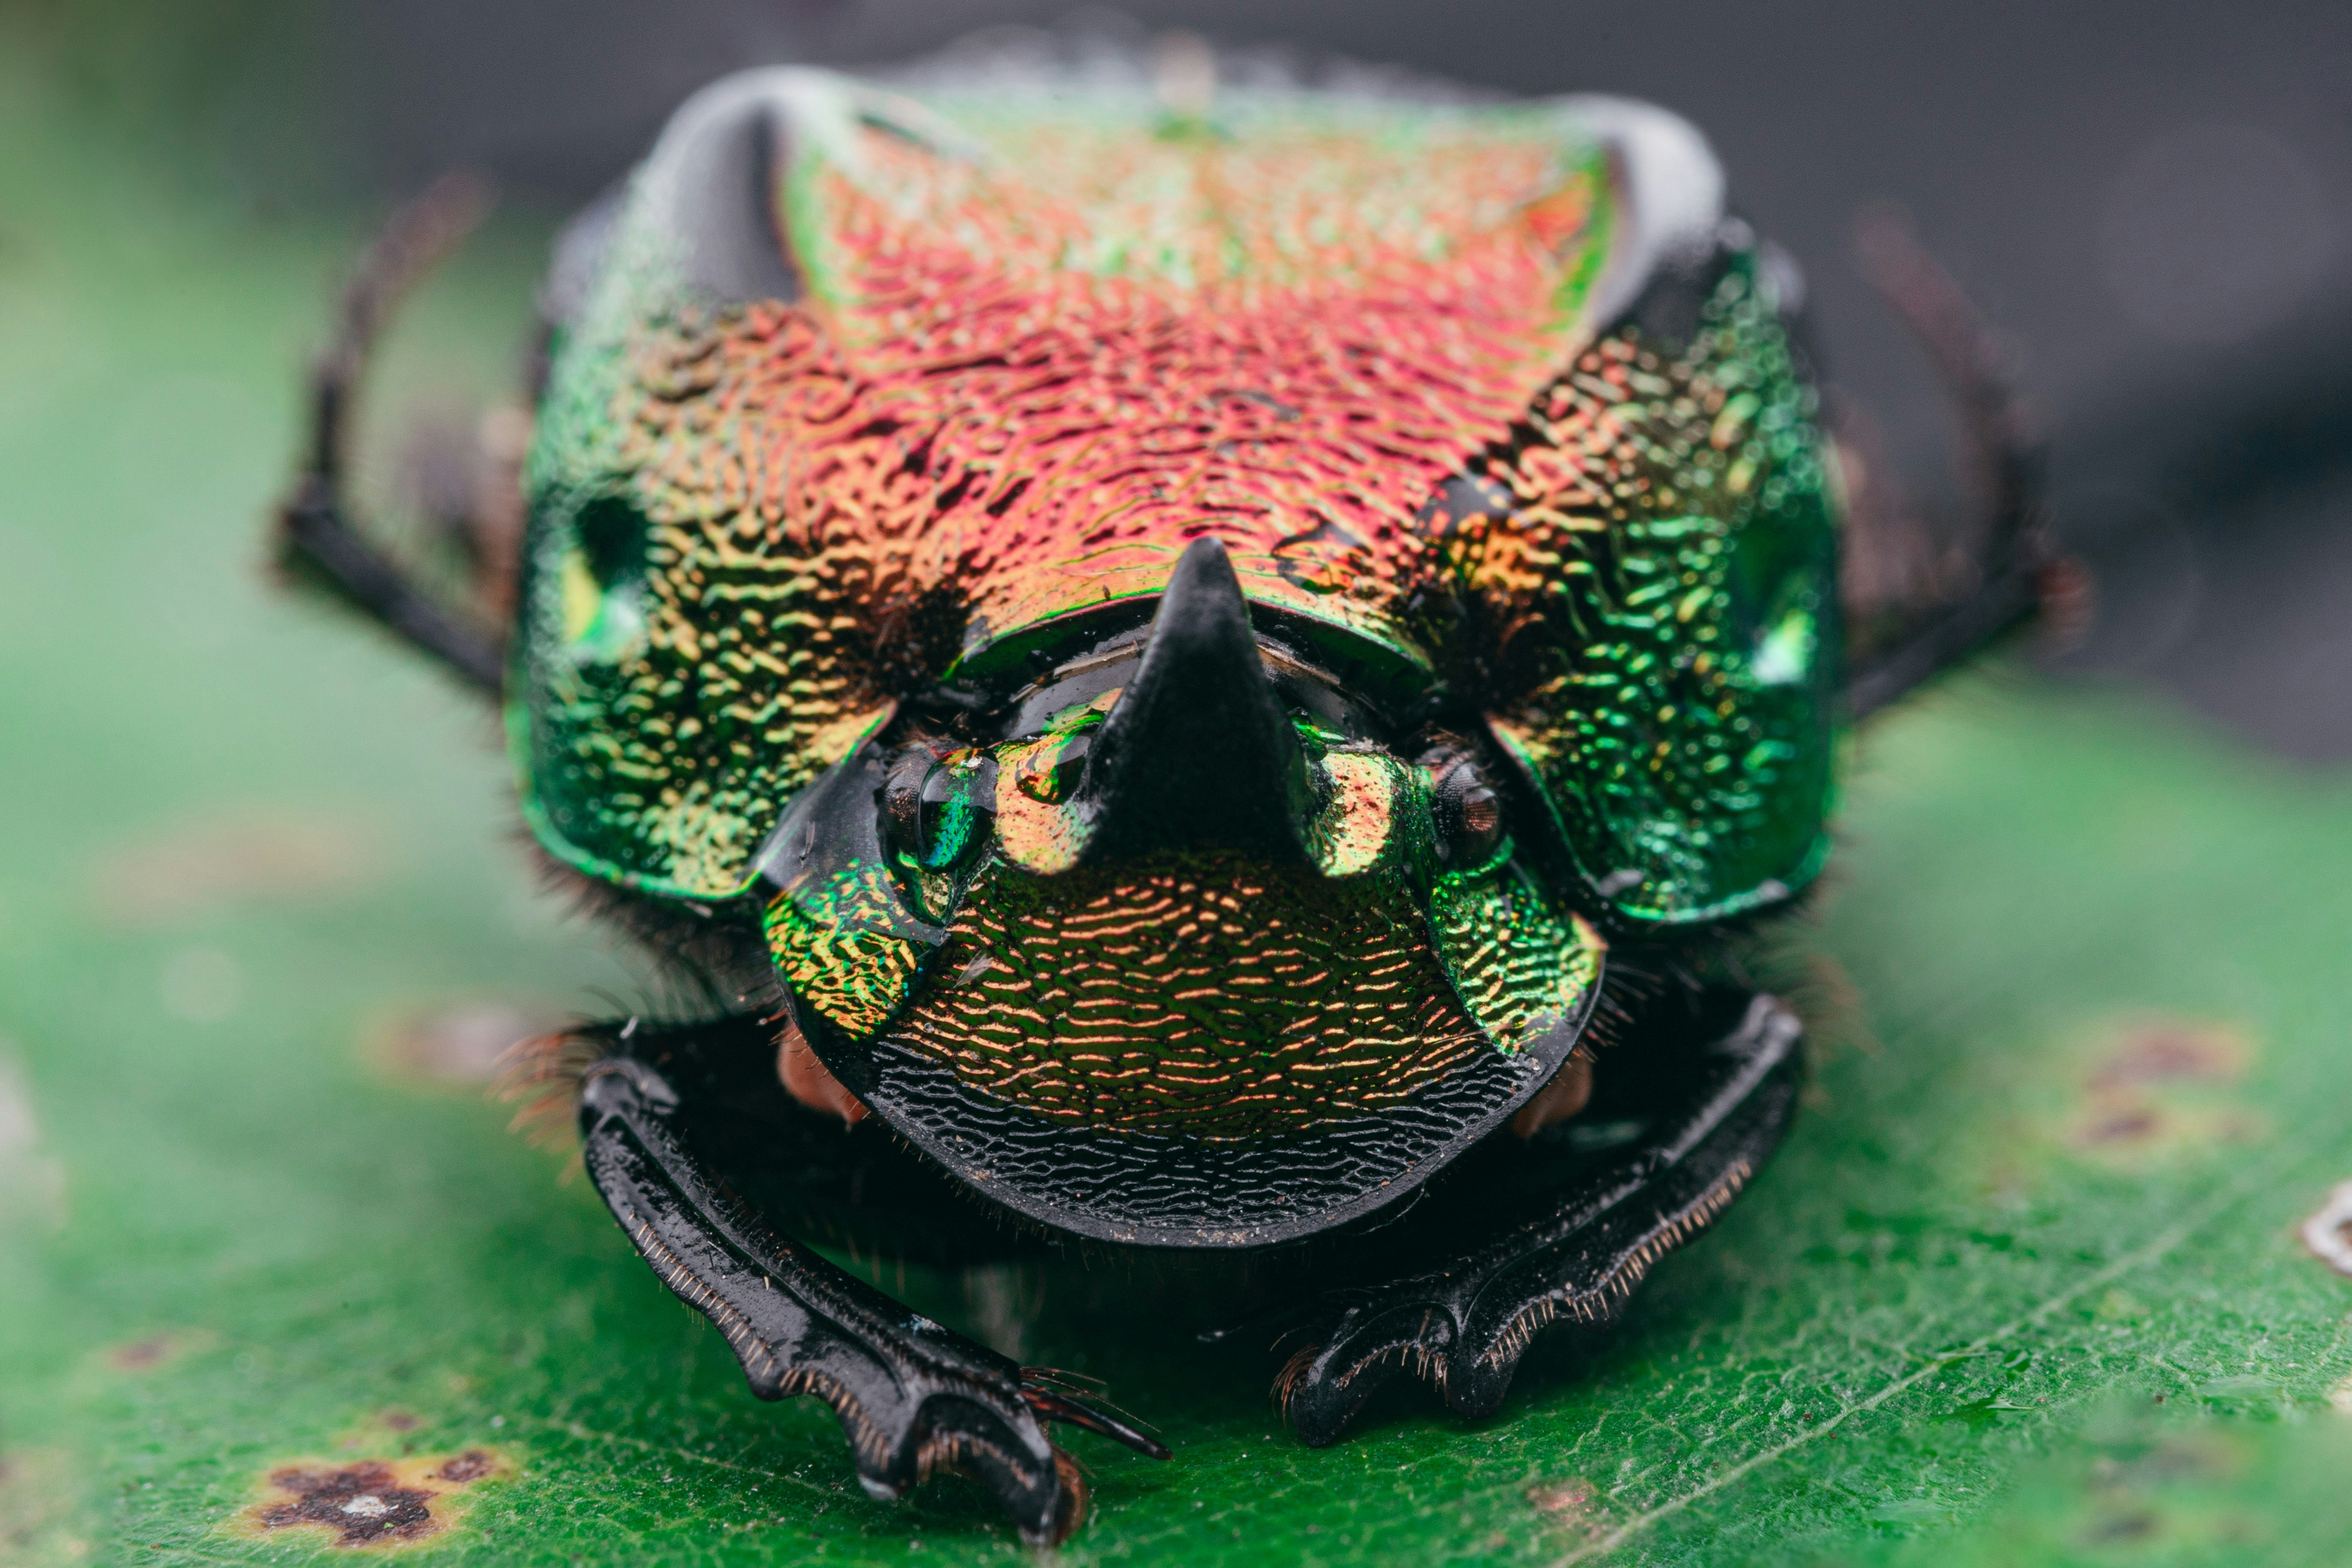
(881, 745, 996, 874)
(554, 493, 651, 662)
(1429, 754, 1505, 868)
(1012, 729, 1093, 805)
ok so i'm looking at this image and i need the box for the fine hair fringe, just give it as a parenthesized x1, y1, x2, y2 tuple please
(495, 1026, 609, 1153)
(519, 836, 781, 1025)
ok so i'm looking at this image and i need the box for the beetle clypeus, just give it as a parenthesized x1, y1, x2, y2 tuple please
(276, 33, 2053, 1545)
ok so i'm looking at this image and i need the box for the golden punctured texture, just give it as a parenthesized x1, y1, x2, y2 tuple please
(885, 851, 1491, 1140)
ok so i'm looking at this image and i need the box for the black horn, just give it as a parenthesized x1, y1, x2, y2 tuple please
(1077, 537, 1315, 862)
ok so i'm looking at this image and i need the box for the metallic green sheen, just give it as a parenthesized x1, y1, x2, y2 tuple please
(1490, 254, 1841, 924)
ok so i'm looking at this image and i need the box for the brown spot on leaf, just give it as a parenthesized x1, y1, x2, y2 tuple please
(2081, 1509, 2160, 1544)
(2059, 1429, 2251, 1551)
(2078, 1107, 2164, 1147)
(381, 1411, 419, 1433)
(1526, 1476, 1611, 1540)
(259, 1463, 437, 1547)
(238, 1449, 509, 1550)
(2086, 1019, 2247, 1091)
(434, 1450, 493, 1484)
(1528, 1477, 1596, 1518)
(89, 809, 381, 926)
(102, 1328, 215, 1372)
(2064, 1016, 2260, 1164)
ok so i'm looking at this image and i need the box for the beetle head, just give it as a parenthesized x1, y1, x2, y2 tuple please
(752, 537, 1603, 1246)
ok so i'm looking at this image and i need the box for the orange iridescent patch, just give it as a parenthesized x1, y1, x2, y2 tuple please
(673, 122, 1602, 653)
(886, 850, 1491, 1140)
(525, 101, 1618, 896)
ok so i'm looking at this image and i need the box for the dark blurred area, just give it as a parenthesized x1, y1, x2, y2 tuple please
(13, 0, 2351, 756)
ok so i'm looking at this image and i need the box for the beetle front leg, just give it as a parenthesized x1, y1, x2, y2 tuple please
(1276, 992, 1803, 1446)
(577, 1055, 1166, 1545)
(274, 174, 510, 695)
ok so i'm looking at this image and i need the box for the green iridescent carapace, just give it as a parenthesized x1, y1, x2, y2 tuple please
(1476, 253, 1841, 923)
(507, 65, 1842, 1169)
(508, 73, 1839, 933)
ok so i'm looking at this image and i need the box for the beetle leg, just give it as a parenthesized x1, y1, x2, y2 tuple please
(577, 1054, 1167, 1546)
(1277, 993, 1803, 1447)
(274, 173, 508, 696)
(1841, 213, 2076, 720)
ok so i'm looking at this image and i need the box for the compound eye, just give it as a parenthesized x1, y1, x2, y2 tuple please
(881, 745, 996, 874)
(1429, 755, 1505, 868)
(554, 493, 651, 664)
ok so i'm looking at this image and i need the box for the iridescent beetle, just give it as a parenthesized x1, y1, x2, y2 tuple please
(276, 42, 2053, 1546)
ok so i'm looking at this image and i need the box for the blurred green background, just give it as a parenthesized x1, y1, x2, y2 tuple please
(6, 4, 2352, 1564)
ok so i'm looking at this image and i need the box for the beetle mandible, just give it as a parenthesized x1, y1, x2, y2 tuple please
(276, 36, 2053, 1546)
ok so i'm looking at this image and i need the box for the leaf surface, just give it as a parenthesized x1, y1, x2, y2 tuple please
(6, 64, 2352, 1568)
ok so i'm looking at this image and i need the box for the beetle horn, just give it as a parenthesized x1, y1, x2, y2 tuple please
(1076, 537, 1315, 862)
(643, 79, 803, 308)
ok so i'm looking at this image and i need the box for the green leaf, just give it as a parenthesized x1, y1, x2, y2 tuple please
(9, 49, 2352, 1568)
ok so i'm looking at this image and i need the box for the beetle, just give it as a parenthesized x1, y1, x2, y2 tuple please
(275, 39, 2055, 1546)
